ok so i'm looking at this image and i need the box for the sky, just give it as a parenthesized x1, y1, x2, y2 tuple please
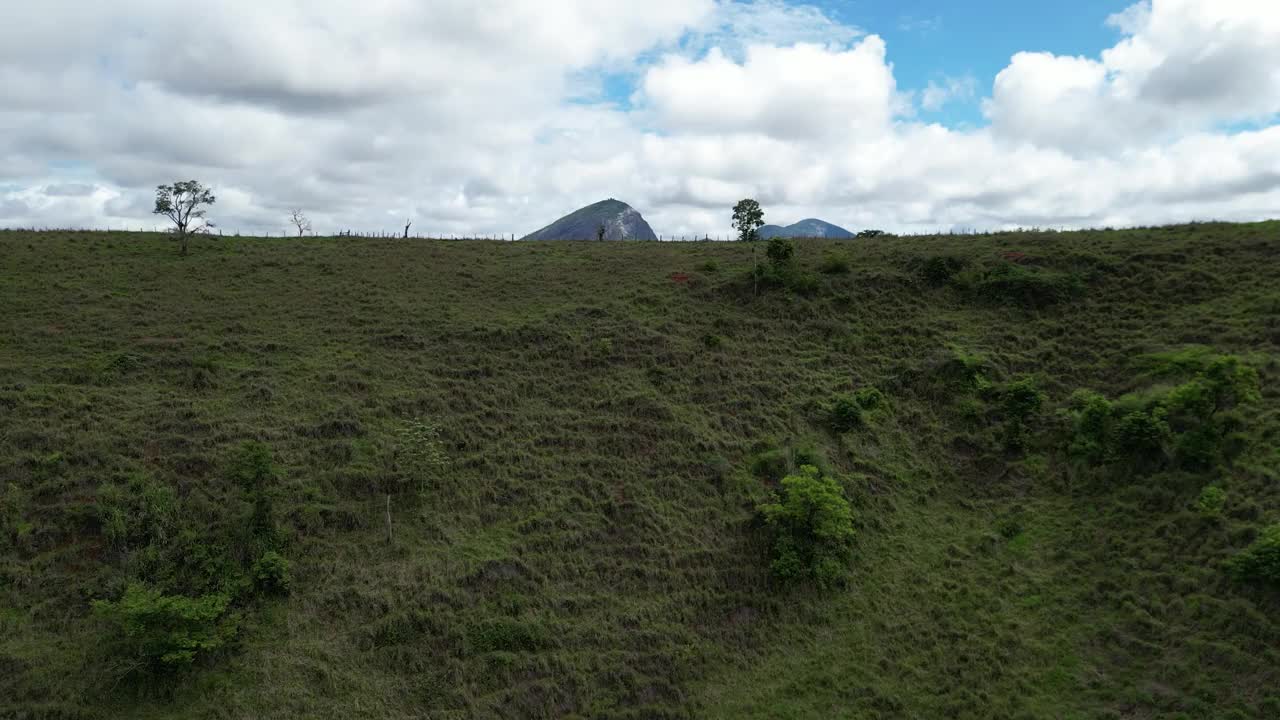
(1, 0, 1279, 237)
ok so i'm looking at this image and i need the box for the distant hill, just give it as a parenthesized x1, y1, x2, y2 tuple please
(522, 199, 658, 241)
(758, 218, 855, 239)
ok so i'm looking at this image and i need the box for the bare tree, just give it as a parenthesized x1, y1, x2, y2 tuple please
(153, 180, 215, 256)
(289, 209, 312, 237)
(404, 218, 412, 239)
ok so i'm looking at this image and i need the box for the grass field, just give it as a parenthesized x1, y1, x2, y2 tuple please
(2, 223, 1278, 719)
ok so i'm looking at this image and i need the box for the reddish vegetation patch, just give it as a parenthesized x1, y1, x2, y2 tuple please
(1001, 252, 1031, 264)
(669, 273, 690, 283)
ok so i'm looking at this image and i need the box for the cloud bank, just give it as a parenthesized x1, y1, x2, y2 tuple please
(1, 0, 1277, 236)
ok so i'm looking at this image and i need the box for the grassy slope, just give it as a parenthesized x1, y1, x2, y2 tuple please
(1, 224, 1278, 719)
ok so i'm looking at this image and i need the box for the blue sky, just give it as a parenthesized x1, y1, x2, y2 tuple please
(599, 0, 1137, 128)
(1, 0, 1279, 235)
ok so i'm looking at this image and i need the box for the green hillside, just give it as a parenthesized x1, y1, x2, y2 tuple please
(2, 224, 1278, 719)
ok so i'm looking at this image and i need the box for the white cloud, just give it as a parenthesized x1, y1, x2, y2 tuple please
(0, 0, 1278, 237)
(986, 0, 1280, 153)
(641, 37, 901, 140)
(920, 75, 978, 112)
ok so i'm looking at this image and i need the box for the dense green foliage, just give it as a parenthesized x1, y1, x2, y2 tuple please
(92, 584, 237, 670)
(1229, 525, 1280, 587)
(758, 466, 856, 588)
(1, 222, 1278, 719)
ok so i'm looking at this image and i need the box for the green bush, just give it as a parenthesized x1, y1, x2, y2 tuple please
(1228, 525, 1280, 587)
(758, 466, 856, 588)
(996, 376, 1045, 450)
(228, 441, 277, 493)
(827, 389, 882, 433)
(93, 584, 238, 670)
(1067, 354, 1259, 474)
(749, 448, 790, 482)
(919, 255, 966, 287)
(1195, 486, 1227, 519)
(250, 551, 291, 596)
(97, 474, 177, 549)
(963, 262, 1084, 308)
(696, 260, 720, 273)
(818, 254, 851, 275)
(766, 238, 795, 269)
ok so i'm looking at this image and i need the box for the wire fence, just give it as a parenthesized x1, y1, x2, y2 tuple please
(0, 222, 1209, 240)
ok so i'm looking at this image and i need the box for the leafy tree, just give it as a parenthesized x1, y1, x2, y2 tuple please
(758, 465, 856, 588)
(153, 180, 216, 256)
(732, 199, 765, 243)
(596, 223, 606, 242)
(93, 584, 238, 671)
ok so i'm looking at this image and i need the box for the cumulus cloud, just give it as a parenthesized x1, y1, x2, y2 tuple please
(0, 0, 1278, 236)
(986, 0, 1280, 153)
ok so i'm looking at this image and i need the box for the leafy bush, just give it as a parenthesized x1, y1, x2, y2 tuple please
(250, 551, 291, 596)
(818, 254, 851, 275)
(962, 262, 1084, 308)
(1066, 354, 1259, 474)
(919, 255, 966, 287)
(1227, 525, 1280, 587)
(996, 376, 1046, 450)
(97, 474, 177, 549)
(749, 448, 790, 482)
(696, 260, 720, 273)
(93, 584, 238, 670)
(758, 466, 856, 588)
(827, 388, 884, 433)
(1195, 485, 1227, 519)
(228, 441, 277, 493)
(766, 237, 795, 268)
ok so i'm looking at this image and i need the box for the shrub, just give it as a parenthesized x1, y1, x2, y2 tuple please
(93, 584, 238, 670)
(919, 255, 966, 287)
(758, 466, 856, 588)
(696, 260, 720, 273)
(818, 254, 851, 275)
(1070, 351, 1259, 474)
(1066, 354, 1259, 475)
(766, 238, 795, 269)
(827, 389, 882, 433)
(997, 376, 1045, 450)
(702, 333, 723, 349)
(857, 229, 888, 238)
(749, 448, 790, 482)
(1227, 525, 1280, 587)
(97, 474, 177, 549)
(964, 262, 1084, 308)
(828, 395, 864, 432)
(228, 441, 277, 493)
(250, 551, 291, 596)
(1195, 485, 1227, 519)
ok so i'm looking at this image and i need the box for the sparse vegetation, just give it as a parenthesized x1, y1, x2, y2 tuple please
(2, 221, 1279, 719)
